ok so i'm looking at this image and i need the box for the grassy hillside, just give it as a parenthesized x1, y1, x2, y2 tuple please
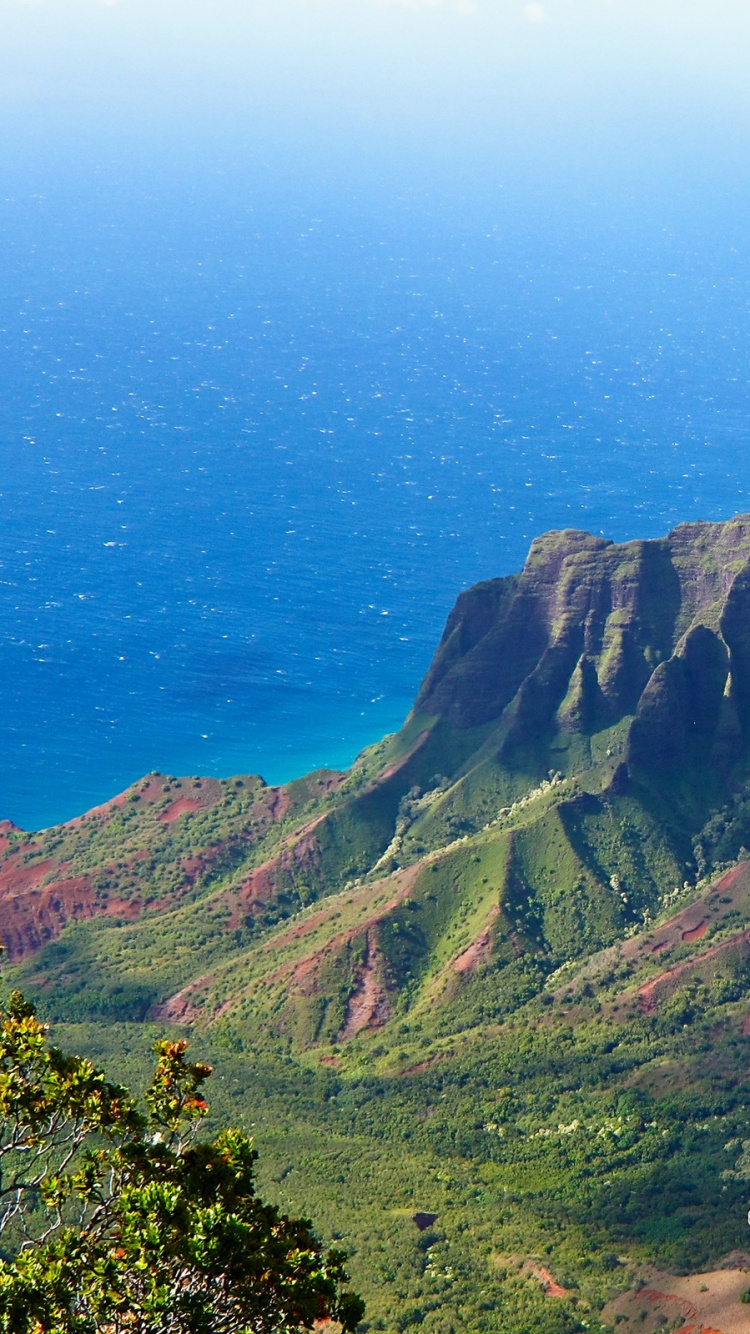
(6, 518, 750, 1330)
(42, 861, 750, 1334)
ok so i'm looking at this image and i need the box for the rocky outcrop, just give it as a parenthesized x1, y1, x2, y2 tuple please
(412, 515, 750, 780)
(6, 515, 750, 1037)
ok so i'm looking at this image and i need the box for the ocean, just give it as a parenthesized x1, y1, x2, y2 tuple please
(2, 143, 750, 829)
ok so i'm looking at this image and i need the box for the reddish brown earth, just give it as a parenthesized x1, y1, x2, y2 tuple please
(233, 857, 279, 910)
(602, 1264, 750, 1334)
(555, 862, 750, 1009)
(0, 874, 100, 960)
(159, 797, 205, 823)
(264, 902, 343, 952)
(712, 863, 748, 894)
(224, 812, 329, 928)
(399, 1057, 441, 1076)
(0, 771, 301, 960)
(638, 926, 750, 1013)
(453, 906, 499, 973)
(267, 786, 291, 821)
(104, 898, 142, 920)
(528, 1264, 569, 1298)
(0, 820, 22, 855)
(338, 930, 391, 1040)
(149, 975, 213, 1024)
(630, 863, 750, 967)
(638, 1288, 697, 1324)
(0, 857, 54, 895)
(261, 953, 310, 990)
(497, 1257, 569, 1299)
(64, 775, 226, 831)
(245, 867, 421, 1014)
(179, 852, 212, 882)
(682, 920, 708, 943)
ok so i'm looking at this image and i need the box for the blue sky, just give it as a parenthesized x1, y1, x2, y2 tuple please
(2, 1, 748, 166)
(2, 0, 750, 823)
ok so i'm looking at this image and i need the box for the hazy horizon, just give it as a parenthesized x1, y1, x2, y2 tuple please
(2, 0, 750, 827)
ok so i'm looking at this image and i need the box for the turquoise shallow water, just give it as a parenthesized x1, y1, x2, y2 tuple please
(2, 148, 750, 829)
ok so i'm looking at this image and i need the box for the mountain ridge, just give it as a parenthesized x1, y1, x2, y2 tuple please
(7, 516, 750, 1332)
(4, 515, 750, 1050)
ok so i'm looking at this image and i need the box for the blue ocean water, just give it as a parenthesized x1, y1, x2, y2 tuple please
(2, 146, 750, 829)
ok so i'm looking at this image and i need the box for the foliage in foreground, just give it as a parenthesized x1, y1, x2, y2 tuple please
(0, 991, 363, 1334)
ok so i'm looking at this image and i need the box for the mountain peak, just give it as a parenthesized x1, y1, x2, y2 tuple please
(5, 516, 750, 1061)
(413, 516, 750, 763)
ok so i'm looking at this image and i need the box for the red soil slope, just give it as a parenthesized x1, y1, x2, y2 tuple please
(453, 905, 500, 973)
(0, 773, 291, 960)
(602, 1263, 750, 1334)
(338, 929, 391, 1039)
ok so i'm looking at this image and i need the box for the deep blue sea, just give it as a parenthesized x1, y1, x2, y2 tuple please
(3, 143, 750, 829)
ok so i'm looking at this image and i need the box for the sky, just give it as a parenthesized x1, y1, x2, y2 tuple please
(2, 0, 750, 823)
(1, 1, 749, 181)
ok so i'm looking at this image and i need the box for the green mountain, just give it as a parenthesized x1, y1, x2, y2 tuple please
(5, 516, 750, 1332)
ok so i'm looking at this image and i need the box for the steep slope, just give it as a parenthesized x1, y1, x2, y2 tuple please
(7, 516, 750, 1048)
(7, 517, 750, 1333)
(414, 519, 750, 745)
(46, 859, 750, 1334)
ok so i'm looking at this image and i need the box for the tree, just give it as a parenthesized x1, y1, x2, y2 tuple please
(0, 990, 364, 1334)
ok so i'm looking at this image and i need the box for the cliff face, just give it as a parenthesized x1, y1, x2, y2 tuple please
(414, 517, 750, 779)
(6, 522, 750, 1333)
(5, 517, 750, 1052)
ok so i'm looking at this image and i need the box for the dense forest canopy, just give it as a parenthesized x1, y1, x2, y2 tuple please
(0, 991, 363, 1334)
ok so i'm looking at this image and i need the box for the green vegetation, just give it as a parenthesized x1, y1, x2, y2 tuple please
(0, 991, 362, 1334)
(4, 518, 750, 1330)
